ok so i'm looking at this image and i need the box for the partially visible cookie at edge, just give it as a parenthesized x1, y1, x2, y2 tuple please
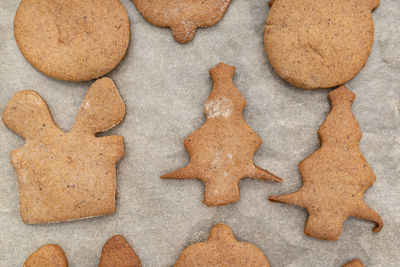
(14, 0, 130, 81)
(174, 223, 270, 267)
(99, 235, 141, 267)
(343, 259, 364, 267)
(24, 244, 68, 267)
(132, 0, 231, 43)
(264, 0, 379, 89)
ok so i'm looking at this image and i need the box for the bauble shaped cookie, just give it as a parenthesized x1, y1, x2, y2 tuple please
(132, 0, 231, 43)
(175, 223, 270, 267)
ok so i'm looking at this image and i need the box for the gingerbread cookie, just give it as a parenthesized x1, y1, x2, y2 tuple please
(132, 0, 231, 43)
(24, 244, 68, 267)
(175, 223, 270, 267)
(14, 0, 130, 81)
(264, 0, 379, 89)
(269, 86, 383, 240)
(343, 259, 364, 267)
(99, 235, 142, 267)
(2, 78, 125, 224)
(162, 63, 282, 206)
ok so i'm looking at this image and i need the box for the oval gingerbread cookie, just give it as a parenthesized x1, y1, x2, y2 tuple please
(132, 0, 232, 43)
(99, 235, 142, 267)
(264, 0, 379, 89)
(14, 0, 130, 82)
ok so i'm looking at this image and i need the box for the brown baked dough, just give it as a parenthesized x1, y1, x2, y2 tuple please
(2, 78, 125, 224)
(24, 244, 68, 267)
(264, 0, 379, 89)
(175, 223, 270, 267)
(343, 259, 364, 267)
(99, 235, 142, 267)
(269, 86, 383, 240)
(132, 0, 231, 43)
(14, 0, 130, 81)
(162, 63, 282, 206)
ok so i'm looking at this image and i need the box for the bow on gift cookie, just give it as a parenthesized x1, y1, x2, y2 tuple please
(23, 235, 141, 267)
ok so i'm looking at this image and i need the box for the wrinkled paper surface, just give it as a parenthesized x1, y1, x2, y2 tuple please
(0, 1, 399, 266)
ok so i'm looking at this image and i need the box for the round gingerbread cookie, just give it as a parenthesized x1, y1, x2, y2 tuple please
(14, 0, 130, 82)
(264, 0, 379, 90)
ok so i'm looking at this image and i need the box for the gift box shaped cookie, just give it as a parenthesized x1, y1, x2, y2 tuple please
(2, 78, 125, 224)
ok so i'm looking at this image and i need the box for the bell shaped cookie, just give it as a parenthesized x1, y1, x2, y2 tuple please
(175, 223, 270, 267)
(264, 0, 379, 89)
(99, 235, 142, 267)
(2, 78, 125, 224)
(162, 63, 282, 206)
(269, 86, 383, 240)
(14, 0, 130, 81)
(24, 244, 68, 267)
(132, 0, 231, 43)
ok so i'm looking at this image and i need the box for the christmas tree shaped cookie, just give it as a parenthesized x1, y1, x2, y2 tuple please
(264, 0, 379, 89)
(269, 86, 383, 240)
(2, 78, 125, 224)
(162, 63, 282, 206)
(175, 223, 270, 267)
(99, 235, 142, 267)
(24, 244, 68, 267)
(132, 0, 232, 43)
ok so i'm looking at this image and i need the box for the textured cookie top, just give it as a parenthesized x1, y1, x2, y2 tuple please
(132, 0, 231, 43)
(14, 0, 130, 81)
(2, 78, 125, 224)
(24, 244, 68, 267)
(175, 223, 270, 267)
(161, 63, 281, 206)
(269, 86, 383, 241)
(264, 0, 379, 89)
(99, 235, 142, 267)
(343, 259, 364, 267)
